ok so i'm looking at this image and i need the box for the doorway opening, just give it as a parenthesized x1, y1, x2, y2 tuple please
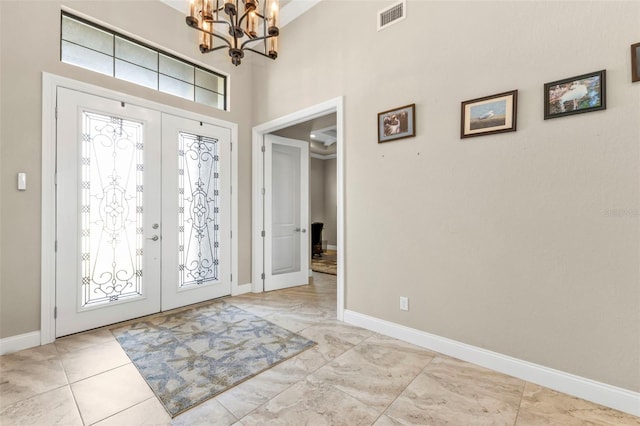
(251, 97, 344, 320)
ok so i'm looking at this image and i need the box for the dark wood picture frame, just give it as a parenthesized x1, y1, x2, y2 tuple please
(544, 70, 606, 119)
(378, 103, 416, 143)
(632, 42, 640, 83)
(460, 90, 517, 139)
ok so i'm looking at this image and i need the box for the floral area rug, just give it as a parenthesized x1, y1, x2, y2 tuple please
(311, 250, 337, 275)
(111, 301, 316, 417)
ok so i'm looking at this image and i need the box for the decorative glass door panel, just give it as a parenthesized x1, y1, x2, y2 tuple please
(56, 88, 162, 337)
(161, 114, 231, 311)
(178, 132, 220, 287)
(81, 112, 145, 307)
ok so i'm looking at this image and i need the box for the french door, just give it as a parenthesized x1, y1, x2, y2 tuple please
(264, 134, 309, 291)
(55, 88, 231, 337)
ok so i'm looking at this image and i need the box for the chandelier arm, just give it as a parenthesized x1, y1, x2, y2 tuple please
(244, 47, 277, 60)
(202, 45, 230, 53)
(213, 32, 233, 47)
(240, 34, 274, 50)
(237, 9, 251, 27)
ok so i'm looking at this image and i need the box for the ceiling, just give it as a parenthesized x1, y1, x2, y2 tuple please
(160, 0, 318, 28)
(272, 113, 337, 157)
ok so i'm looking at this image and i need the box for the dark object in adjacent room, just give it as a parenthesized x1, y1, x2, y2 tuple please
(311, 222, 324, 257)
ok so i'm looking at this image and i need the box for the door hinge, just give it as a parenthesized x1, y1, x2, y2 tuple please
(261, 272, 265, 280)
(54, 172, 57, 186)
(261, 188, 265, 195)
(230, 274, 233, 282)
(54, 240, 57, 252)
(55, 106, 58, 120)
(261, 230, 265, 237)
(261, 145, 265, 153)
(230, 230, 232, 238)
(230, 142, 233, 151)
(54, 306, 57, 319)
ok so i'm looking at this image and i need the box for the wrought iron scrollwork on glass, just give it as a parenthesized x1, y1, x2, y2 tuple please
(178, 132, 220, 287)
(80, 112, 144, 307)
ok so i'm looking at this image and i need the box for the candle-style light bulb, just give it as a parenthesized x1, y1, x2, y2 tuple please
(269, 0, 278, 28)
(201, 21, 213, 51)
(268, 35, 278, 58)
(189, 0, 196, 19)
(202, 0, 214, 21)
(247, 11, 257, 37)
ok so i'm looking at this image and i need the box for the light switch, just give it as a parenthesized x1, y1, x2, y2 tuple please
(17, 172, 26, 191)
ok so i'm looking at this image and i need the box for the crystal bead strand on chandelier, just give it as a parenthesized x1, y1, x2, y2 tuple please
(186, 0, 279, 66)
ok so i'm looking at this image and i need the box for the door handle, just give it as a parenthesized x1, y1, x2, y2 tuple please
(295, 228, 307, 233)
(295, 228, 300, 232)
(147, 235, 159, 241)
(301, 229, 307, 233)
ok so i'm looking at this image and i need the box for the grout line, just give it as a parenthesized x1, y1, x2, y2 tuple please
(86, 396, 162, 425)
(513, 381, 528, 426)
(52, 342, 87, 425)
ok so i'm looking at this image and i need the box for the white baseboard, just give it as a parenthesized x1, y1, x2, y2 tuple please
(232, 282, 251, 296)
(0, 331, 41, 355)
(343, 310, 640, 417)
(327, 244, 337, 250)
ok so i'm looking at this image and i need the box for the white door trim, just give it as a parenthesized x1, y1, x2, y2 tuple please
(251, 97, 345, 321)
(41, 72, 240, 345)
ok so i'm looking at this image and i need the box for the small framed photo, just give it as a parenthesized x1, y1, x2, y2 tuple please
(544, 70, 606, 119)
(378, 104, 415, 143)
(632, 43, 640, 83)
(460, 90, 517, 139)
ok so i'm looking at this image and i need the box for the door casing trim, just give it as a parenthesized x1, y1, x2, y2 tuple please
(251, 97, 345, 321)
(41, 72, 240, 344)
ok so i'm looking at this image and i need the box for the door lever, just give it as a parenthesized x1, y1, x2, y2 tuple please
(147, 235, 159, 241)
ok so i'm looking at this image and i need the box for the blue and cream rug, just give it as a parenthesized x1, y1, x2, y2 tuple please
(111, 301, 316, 417)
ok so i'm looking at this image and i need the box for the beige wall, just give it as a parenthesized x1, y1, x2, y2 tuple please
(252, 1, 640, 392)
(0, 0, 255, 338)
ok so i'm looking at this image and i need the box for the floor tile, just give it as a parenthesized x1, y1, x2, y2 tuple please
(372, 414, 405, 425)
(71, 363, 154, 425)
(239, 380, 380, 425)
(172, 397, 237, 426)
(299, 320, 374, 361)
(54, 329, 116, 353)
(216, 348, 317, 418)
(385, 355, 524, 425)
(515, 383, 640, 425)
(308, 334, 435, 411)
(0, 385, 82, 426)
(58, 339, 131, 383)
(0, 344, 68, 410)
(93, 397, 171, 426)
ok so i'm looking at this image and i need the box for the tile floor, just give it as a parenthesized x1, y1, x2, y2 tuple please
(1, 273, 639, 425)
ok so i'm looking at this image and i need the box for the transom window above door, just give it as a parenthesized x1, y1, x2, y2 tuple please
(60, 12, 228, 111)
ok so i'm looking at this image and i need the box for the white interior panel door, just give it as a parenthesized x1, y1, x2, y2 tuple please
(264, 134, 309, 291)
(161, 114, 232, 310)
(56, 88, 162, 337)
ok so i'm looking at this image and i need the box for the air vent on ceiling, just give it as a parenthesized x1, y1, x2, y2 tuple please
(377, 0, 406, 31)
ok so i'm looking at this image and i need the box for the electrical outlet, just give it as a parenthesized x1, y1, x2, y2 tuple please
(399, 296, 409, 311)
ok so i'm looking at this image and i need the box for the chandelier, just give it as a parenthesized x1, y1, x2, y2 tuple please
(186, 0, 280, 66)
